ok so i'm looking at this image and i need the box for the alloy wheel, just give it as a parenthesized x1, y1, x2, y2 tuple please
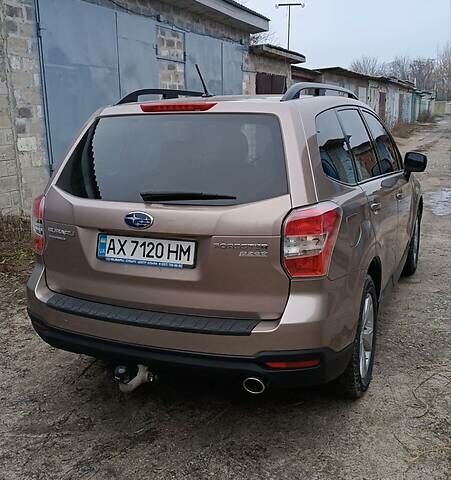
(359, 293, 374, 379)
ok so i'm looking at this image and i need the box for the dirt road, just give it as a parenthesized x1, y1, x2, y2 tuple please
(1, 118, 450, 480)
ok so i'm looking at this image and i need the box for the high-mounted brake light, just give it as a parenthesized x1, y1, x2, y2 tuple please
(140, 102, 217, 113)
(282, 202, 342, 278)
(265, 359, 321, 370)
(31, 194, 45, 255)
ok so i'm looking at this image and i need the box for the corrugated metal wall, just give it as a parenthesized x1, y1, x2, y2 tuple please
(38, 0, 244, 168)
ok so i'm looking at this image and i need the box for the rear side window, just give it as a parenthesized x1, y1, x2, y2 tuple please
(337, 109, 379, 181)
(316, 109, 357, 184)
(57, 114, 288, 205)
(362, 111, 401, 174)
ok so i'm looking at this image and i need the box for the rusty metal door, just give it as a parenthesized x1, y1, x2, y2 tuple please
(378, 92, 387, 120)
(256, 73, 286, 94)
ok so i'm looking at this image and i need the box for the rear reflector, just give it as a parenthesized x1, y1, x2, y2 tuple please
(140, 102, 216, 113)
(282, 201, 342, 278)
(31, 193, 45, 255)
(265, 359, 321, 370)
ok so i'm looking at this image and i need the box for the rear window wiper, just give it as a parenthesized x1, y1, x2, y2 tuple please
(140, 191, 237, 202)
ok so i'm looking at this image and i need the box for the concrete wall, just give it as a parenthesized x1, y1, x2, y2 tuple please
(0, 0, 48, 215)
(434, 101, 451, 115)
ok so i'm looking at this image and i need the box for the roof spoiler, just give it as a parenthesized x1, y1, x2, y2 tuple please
(116, 89, 204, 105)
(281, 82, 358, 101)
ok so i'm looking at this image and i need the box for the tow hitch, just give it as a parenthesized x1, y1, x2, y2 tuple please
(114, 364, 156, 393)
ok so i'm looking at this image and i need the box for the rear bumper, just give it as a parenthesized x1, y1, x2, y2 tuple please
(27, 264, 359, 386)
(29, 313, 352, 387)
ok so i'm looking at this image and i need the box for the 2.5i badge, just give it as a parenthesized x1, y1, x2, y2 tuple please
(46, 222, 76, 241)
(213, 242, 268, 258)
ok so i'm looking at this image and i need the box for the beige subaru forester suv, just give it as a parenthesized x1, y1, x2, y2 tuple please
(27, 83, 427, 398)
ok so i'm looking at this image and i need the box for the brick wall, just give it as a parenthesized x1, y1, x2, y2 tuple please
(0, 0, 48, 216)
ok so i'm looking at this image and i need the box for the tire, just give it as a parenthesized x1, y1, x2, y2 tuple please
(402, 214, 421, 276)
(332, 275, 378, 399)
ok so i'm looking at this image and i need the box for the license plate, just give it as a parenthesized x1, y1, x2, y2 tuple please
(97, 234, 196, 269)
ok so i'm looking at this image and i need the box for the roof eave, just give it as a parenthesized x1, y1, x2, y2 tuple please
(163, 0, 269, 33)
(250, 44, 306, 64)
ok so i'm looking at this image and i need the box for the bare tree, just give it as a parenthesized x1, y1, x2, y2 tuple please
(410, 58, 436, 91)
(434, 43, 451, 100)
(234, 0, 279, 45)
(387, 55, 411, 81)
(350, 56, 387, 76)
(249, 30, 279, 46)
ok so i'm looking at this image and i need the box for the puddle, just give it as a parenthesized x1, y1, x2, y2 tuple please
(424, 188, 451, 216)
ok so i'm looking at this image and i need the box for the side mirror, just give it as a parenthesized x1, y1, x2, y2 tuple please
(404, 152, 427, 173)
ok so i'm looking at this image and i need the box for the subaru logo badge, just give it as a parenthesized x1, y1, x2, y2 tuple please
(124, 212, 154, 229)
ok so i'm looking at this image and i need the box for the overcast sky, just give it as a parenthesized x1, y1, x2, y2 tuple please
(244, 0, 451, 68)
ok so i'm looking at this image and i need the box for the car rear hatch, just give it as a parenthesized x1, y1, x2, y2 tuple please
(43, 103, 292, 320)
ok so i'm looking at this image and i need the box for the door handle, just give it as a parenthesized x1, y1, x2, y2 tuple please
(395, 191, 403, 200)
(370, 201, 382, 212)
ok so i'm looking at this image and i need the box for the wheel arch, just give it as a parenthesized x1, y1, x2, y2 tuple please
(367, 257, 382, 302)
(418, 196, 423, 219)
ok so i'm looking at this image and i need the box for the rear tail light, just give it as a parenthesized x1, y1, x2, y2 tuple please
(265, 359, 321, 369)
(31, 194, 45, 255)
(282, 201, 342, 278)
(140, 102, 217, 112)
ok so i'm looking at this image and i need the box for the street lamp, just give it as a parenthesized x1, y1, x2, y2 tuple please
(275, 2, 305, 50)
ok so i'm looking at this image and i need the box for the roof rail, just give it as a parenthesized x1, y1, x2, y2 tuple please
(281, 82, 358, 101)
(116, 88, 204, 105)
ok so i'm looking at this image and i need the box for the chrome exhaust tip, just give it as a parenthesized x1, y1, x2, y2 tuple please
(242, 377, 266, 395)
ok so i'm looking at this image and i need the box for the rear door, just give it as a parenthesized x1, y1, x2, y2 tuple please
(337, 109, 399, 288)
(315, 108, 371, 280)
(361, 110, 414, 260)
(44, 111, 292, 320)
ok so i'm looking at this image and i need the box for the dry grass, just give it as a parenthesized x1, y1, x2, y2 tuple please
(0, 214, 34, 279)
(417, 112, 432, 123)
(392, 122, 418, 138)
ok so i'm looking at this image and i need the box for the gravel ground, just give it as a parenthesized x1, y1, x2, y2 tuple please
(0, 118, 450, 480)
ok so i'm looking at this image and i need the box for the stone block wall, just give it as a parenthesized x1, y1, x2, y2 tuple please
(0, 0, 48, 216)
(156, 25, 185, 89)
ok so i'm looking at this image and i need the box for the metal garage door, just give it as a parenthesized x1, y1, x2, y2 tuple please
(117, 12, 158, 97)
(37, 0, 158, 168)
(38, 0, 120, 168)
(186, 34, 244, 96)
(222, 42, 245, 95)
(38, 0, 244, 169)
(185, 33, 223, 95)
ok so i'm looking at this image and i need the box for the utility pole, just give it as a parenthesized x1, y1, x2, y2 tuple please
(275, 2, 305, 50)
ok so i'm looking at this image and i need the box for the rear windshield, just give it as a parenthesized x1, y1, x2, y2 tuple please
(57, 113, 288, 205)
